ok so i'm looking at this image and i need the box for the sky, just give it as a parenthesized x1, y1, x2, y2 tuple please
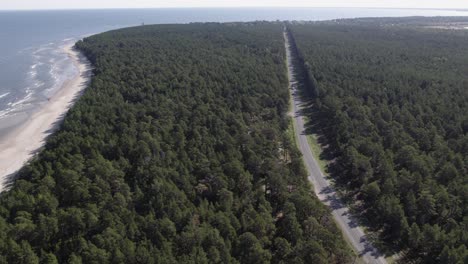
(1, 0, 468, 10)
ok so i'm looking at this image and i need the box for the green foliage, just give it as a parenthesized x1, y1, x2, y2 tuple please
(0, 23, 352, 263)
(288, 17, 468, 263)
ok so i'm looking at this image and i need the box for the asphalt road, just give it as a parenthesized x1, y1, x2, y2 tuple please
(284, 30, 387, 264)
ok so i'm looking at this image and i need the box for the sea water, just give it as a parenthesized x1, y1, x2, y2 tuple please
(0, 8, 466, 133)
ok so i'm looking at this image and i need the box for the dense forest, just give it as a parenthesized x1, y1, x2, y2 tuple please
(0, 23, 352, 263)
(288, 18, 468, 263)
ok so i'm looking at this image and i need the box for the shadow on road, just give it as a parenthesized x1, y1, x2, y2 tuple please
(285, 26, 399, 260)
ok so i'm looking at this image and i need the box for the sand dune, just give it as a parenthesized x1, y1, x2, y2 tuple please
(0, 43, 91, 192)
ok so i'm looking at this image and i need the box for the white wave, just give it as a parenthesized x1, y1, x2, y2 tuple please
(49, 64, 60, 82)
(0, 92, 10, 99)
(33, 47, 50, 55)
(0, 92, 32, 119)
(31, 63, 40, 70)
(0, 109, 13, 119)
(33, 80, 45, 89)
(8, 92, 33, 108)
(4, 39, 78, 118)
(28, 70, 38, 78)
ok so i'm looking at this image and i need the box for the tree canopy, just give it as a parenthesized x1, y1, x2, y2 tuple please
(0, 22, 352, 263)
(288, 17, 468, 263)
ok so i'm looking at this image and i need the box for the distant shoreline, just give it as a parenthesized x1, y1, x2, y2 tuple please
(0, 43, 91, 192)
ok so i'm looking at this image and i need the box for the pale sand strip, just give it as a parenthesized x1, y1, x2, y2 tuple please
(0, 43, 91, 192)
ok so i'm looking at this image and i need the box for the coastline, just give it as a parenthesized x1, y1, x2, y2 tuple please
(0, 43, 91, 192)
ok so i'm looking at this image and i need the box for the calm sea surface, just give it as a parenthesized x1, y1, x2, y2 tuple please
(0, 8, 467, 131)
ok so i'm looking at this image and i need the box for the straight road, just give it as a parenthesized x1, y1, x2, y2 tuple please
(284, 29, 387, 264)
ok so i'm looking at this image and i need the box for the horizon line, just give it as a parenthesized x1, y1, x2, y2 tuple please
(1, 6, 468, 12)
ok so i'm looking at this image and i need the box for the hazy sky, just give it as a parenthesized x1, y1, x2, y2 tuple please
(1, 0, 468, 10)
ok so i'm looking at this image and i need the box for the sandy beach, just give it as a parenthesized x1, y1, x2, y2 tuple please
(0, 43, 91, 192)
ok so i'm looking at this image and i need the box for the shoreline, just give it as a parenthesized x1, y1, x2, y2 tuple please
(0, 43, 91, 192)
